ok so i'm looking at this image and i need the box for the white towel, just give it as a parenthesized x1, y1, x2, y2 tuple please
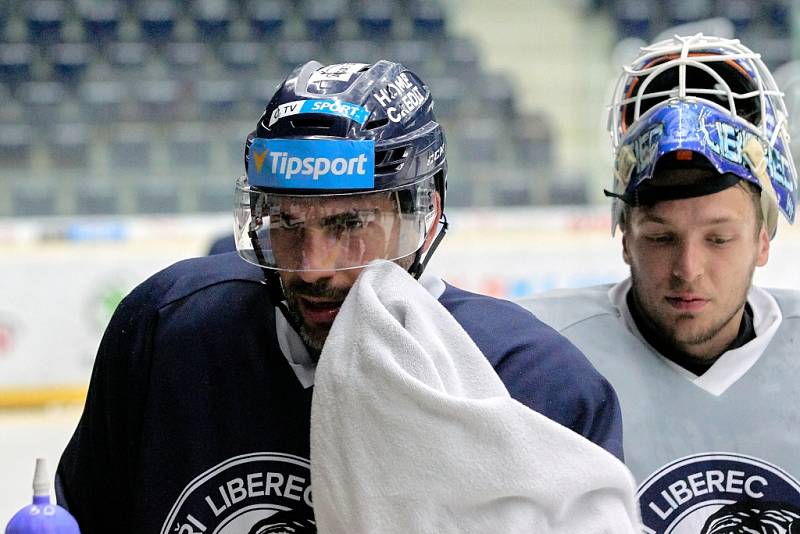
(310, 261, 640, 533)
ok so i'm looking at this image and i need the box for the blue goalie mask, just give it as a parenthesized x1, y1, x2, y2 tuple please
(607, 34, 798, 237)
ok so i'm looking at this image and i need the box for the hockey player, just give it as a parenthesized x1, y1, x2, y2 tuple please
(519, 34, 800, 533)
(55, 60, 623, 533)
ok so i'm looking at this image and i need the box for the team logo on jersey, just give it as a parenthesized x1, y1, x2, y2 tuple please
(637, 452, 800, 533)
(160, 452, 315, 534)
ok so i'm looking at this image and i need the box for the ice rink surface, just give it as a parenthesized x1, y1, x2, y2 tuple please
(0, 404, 83, 525)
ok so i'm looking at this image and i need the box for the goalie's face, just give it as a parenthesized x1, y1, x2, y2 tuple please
(622, 173, 770, 360)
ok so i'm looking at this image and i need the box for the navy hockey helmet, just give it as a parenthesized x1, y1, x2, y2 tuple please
(235, 60, 448, 278)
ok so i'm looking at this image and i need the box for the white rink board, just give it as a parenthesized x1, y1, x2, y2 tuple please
(1, 207, 799, 394)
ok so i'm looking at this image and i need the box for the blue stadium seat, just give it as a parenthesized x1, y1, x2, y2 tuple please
(614, 0, 654, 40)
(76, 182, 117, 215)
(513, 112, 554, 169)
(193, 0, 232, 42)
(0, 44, 34, 87)
(79, 0, 122, 43)
(549, 173, 588, 205)
(164, 42, 210, 76)
(18, 81, 67, 123)
(51, 43, 92, 85)
(304, 0, 344, 41)
(0, 125, 32, 168)
(494, 169, 533, 206)
(248, 78, 282, 111)
(194, 79, 244, 119)
(49, 123, 90, 169)
(168, 124, 212, 168)
(136, 182, 180, 214)
(138, 0, 178, 43)
(79, 80, 128, 122)
(718, 0, 754, 35)
(13, 182, 57, 216)
(278, 40, 321, 72)
(248, 0, 287, 40)
(331, 40, 384, 65)
(667, 0, 713, 26)
(358, 0, 395, 40)
(442, 36, 480, 78)
(27, 0, 65, 45)
(768, 0, 790, 33)
(220, 41, 260, 74)
(385, 39, 429, 75)
(425, 76, 464, 119)
(134, 79, 182, 121)
(110, 131, 152, 169)
(108, 41, 149, 75)
(477, 73, 516, 119)
(458, 118, 500, 164)
(411, 0, 446, 39)
(197, 185, 233, 212)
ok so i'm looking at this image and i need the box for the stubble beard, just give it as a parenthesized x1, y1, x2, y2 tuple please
(629, 266, 754, 354)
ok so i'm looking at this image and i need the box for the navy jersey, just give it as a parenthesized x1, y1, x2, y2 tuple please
(56, 252, 622, 534)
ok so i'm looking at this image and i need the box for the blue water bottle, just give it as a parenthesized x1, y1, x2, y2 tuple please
(5, 458, 80, 534)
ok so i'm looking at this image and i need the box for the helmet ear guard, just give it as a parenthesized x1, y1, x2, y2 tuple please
(743, 137, 780, 238)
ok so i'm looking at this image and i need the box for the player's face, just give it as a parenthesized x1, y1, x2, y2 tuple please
(622, 185, 769, 359)
(273, 193, 407, 354)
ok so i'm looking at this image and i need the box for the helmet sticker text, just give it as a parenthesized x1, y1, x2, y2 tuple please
(308, 63, 369, 84)
(632, 124, 664, 176)
(373, 72, 426, 123)
(248, 138, 375, 190)
(268, 99, 370, 127)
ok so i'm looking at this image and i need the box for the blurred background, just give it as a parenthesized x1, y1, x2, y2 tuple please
(3, 0, 800, 521)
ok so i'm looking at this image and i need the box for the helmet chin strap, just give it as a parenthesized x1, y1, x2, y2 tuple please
(408, 213, 449, 280)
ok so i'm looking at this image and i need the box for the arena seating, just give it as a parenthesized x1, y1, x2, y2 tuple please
(0, 0, 571, 216)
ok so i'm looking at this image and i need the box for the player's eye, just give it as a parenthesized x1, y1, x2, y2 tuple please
(277, 213, 304, 230)
(645, 234, 673, 244)
(708, 235, 733, 246)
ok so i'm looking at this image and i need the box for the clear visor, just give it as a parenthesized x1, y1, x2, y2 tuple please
(234, 174, 437, 272)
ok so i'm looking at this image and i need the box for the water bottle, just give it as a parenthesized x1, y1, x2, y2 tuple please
(5, 458, 80, 534)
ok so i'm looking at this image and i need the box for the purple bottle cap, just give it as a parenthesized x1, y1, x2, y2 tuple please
(5, 458, 81, 534)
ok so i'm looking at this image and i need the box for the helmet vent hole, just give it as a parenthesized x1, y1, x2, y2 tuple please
(375, 146, 409, 174)
(365, 117, 389, 130)
(288, 116, 336, 130)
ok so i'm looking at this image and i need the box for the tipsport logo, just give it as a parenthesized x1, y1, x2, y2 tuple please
(637, 452, 800, 533)
(248, 138, 375, 190)
(268, 99, 370, 127)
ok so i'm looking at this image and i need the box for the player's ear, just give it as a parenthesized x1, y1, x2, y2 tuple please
(421, 191, 442, 253)
(621, 227, 632, 266)
(756, 223, 770, 267)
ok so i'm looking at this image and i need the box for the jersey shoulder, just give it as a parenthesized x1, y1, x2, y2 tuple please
(765, 287, 800, 319)
(125, 252, 265, 312)
(515, 284, 617, 332)
(438, 283, 601, 381)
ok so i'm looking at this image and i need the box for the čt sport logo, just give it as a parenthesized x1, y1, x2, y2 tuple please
(248, 138, 375, 190)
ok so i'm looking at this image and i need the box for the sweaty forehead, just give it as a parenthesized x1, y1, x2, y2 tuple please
(277, 192, 395, 213)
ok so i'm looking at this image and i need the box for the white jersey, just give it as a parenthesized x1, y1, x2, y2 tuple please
(519, 281, 800, 533)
